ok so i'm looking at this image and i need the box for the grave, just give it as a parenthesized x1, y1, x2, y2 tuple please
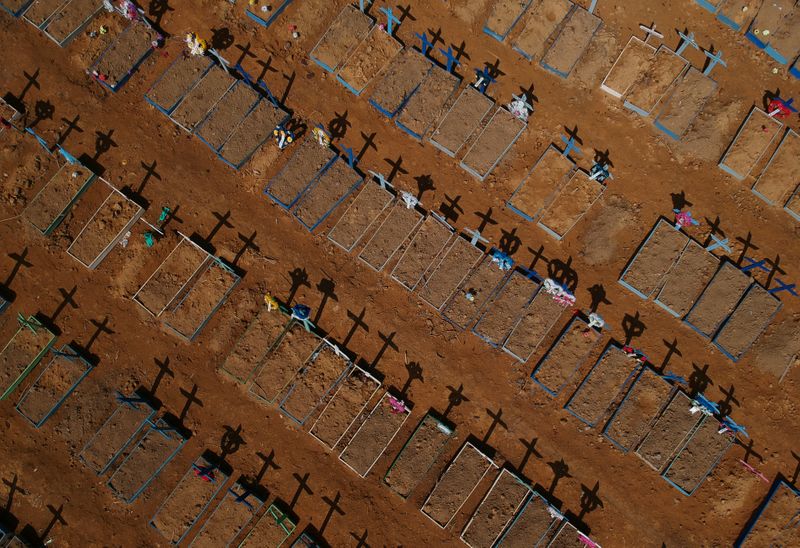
(293, 157, 363, 231)
(744, 0, 794, 50)
(337, 27, 402, 95)
(66, 186, 144, 269)
(618, 218, 689, 299)
(339, 391, 410, 477)
(145, 53, 213, 115)
(684, 261, 751, 338)
(396, 62, 460, 140)
(461, 469, 530, 548)
(537, 169, 604, 240)
(483, 0, 530, 41)
(719, 107, 783, 180)
(417, 234, 484, 310)
(25, 158, 96, 235)
(540, 5, 602, 78)
(421, 442, 496, 528)
(15, 344, 92, 427)
(601, 37, 657, 99)
(531, 315, 602, 396)
(189, 481, 265, 548)
(264, 137, 336, 209)
(662, 415, 733, 495)
(309, 4, 373, 73)
(507, 144, 577, 222)
(460, 107, 526, 181)
(653, 239, 719, 318)
(0, 0, 33, 17)
(391, 214, 453, 291)
(195, 82, 261, 152)
(442, 251, 510, 330)
(150, 456, 229, 544)
(240, 502, 296, 547)
(735, 479, 800, 546)
(635, 390, 701, 472)
(512, 0, 573, 61)
(623, 46, 688, 116)
(496, 490, 563, 547)
(368, 48, 432, 118)
(245, 0, 292, 28)
(548, 521, 594, 547)
(502, 280, 570, 362)
(329, 179, 393, 253)
(383, 412, 454, 498)
(473, 270, 541, 347)
(22, 0, 69, 28)
(716, 0, 758, 31)
(107, 417, 187, 503)
(170, 65, 235, 133)
(220, 305, 290, 383)
(653, 66, 718, 140)
(219, 98, 289, 169)
(358, 199, 423, 271)
(785, 186, 800, 221)
(0, 315, 56, 400)
(429, 86, 495, 157)
(41, 0, 103, 47)
(90, 19, 156, 92)
(751, 129, 800, 206)
(714, 283, 781, 361)
(79, 392, 156, 474)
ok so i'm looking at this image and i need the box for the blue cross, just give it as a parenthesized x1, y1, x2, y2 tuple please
(769, 278, 798, 296)
(51, 348, 79, 361)
(192, 463, 218, 482)
(25, 127, 51, 154)
(589, 163, 612, 182)
(693, 394, 720, 415)
(663, 372, 687, 385)
(257, 80, 279, 106)
(722, 417, 748, 438)
(560, 134, 582, 158)
(490, 249, 513, 271)
(57, 145, 78, 165)
(415, 32, 433, 56)
(379, 7, 400, 35)
(358, 0, 372, 12)
(771, 95, 798, 114)
(741, 257, 769, 273)
(464, 228, 488, 247)
(368, 170, 392, 190)
(702, 49, 726, 76)
(473, 67, 495, 93)
(340, 145, 356, 167)
(705, 234, 731, 253)
(291, 304, 315, 332)
(675, 30, 699, 57)
(438, 46, 460, 73)
(233, 488, 255, 509)
(115, 391, 147, 409)
(588, 0, 598, 13)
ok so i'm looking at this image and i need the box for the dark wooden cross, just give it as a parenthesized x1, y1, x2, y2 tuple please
(344, 307, 369, 346)
(320, 491, 346, 534)
(150, 356, 174, 396)
(735, 232, 758, 266)
(4, 247, 32, 288)
(51, 286, 79, 322)
(178, 383, 203, 422)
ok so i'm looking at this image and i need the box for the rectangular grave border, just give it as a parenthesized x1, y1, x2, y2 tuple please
(495, 489, 563, 546)
(357, 200, 424, 273)
(653, 69, 718, 141)
(293, 156, 365, 232)
(327, 179, 394, 253)
(148, 455, 229, 544)
(336, 26, 402, 96)
(634, 389, 701, 472)
(500, 279, 570, 363)
(652, 237, 719, 318)
(718, 107, 784, 180)
(23, 0, 69, 29)
(368, 48, 431, 119)
(263, 140, 338, 210)
(66, 181, 145, 269)
(600, 36, 657, 98)
(168, 63, 235, 133)
(472, 268, 542, 347)
(79, 390, 156, 475)
(751, 129, 799, 206)
(0, 95, 23, 132)
(428, 85, 495, 157)
(42, 0, 104, 47)
(617, 216, 684, 300)
(660, 415, 734, 496)
(482, 0, 532, 42)
(712, 282, 782, 362)
(308, 5, 374, 73)
(0, 295, 9, 315)
(308, 364, 381, 451)
(395, 66, 462, 141)
(144, 53, 214, 115)
(682, 261, 750, 339)
(217, 95, 290, 171)
(459, 107, 526, 181)
(460, 468, 531, 548)
(1, 0, 33, 17)
(694, 0, 723, 13)
(734, 477, 800, 547)
(89, 18, 157, 93)
(785, 184, 800, 222)
(15, 343, 92, 427)
(420, 440, 498, 529)
(536, 169, 605, 240)
(219, 304, 291, 384)
(539, 6, 603, 79)
(188, 480, 265, 548)
(507, 144, 577, 222)
(242, 502, 297, 545)
(193, 80, 261, 153)
(715, 0, 752, 31)
(0, 315, 57, 400)
(417, 234, 485, 312)
(441, 249, 512, 332)
(245, 0, 292, 28)
(622, 46, 688, 117)
(390, 212, 455, 291)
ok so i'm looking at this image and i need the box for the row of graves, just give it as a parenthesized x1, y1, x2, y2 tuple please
(601, 25, 726, 141)
(619, 216, 792, 362)
(243, 0, 293, 29)
(483, 0, 603, 79)
(734, 476, 800, 546)
(308, 4, 533, 182)
(694, 0, 800, 78)
(218, 300, 602, 547)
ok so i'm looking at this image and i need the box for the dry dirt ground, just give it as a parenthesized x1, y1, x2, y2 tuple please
(0, 0, 799, 546)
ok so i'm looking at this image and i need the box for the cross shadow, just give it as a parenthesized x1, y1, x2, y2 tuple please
(443, 384, 468, 418)
(148, 356, 174, 400)
(670, 191, 692, 211)
(517, 436, 543, 474)
(211, 27, 235, 51)
(660, 338, 681, 372)
(351, 529, 370, 548)
(400, 359, 423, 398)
(498, 227, 522, 256)
(70, 316, 114, 366)
(27, 100, 55, 129)
(546, 256, 578, 291)
(314, 277, 337, 325)
(621, 311, 646, 345)
(384, 155, 408, 182)
(287, 267, 311, 305)
(357, 131, 377, 162)
(137, 160, 161, 195)
(328, 110, 351, 140)
(565, 482, 602, 534)
(586, 284, 611, 313)
(20, 503, 67, 546)
(280, 70, 296, 105)
(178, 383, 203, 425)
(319, 491, 345, 535)
(371, 331, 398, 368)
(482, 407, 507, 446)
(716, 384, 740, 418)
(687, 363, 714, 397)
(343, 307, 369, 346)
(736, 438, 763, 464)
(527, 245, 549, 273)
(148, 0, 174, 25)
(3, 247, 33, 299)
(289, 472, 313, 509)
(49, 286, 79, 325)
(439, 194, 463, 224)
(414, 174, 435, 201)
(232, 231, 259, 267)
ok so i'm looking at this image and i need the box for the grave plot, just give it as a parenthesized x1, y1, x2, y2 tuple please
(548, 521, 594, 547)
(507, 145, 577, 222)
(653, 67, 718, 140)
(218, 97, 289, 169)
(752, 129, 800, 206)
(90, 20, 156, 92)
(495, 491, 563, 547)
(396, 63, 461, 140)
(684, 261, 751, 338)
(79, 393, 155, 474)
(163, 259, 241, 341)
(41, 0, 103, 47)
(339, 392, 410, 477)
(0, 96, 21, 129)
(107, 417, 187, 503)
(368, 48, 432, 118)
(66, 188, 144, 269)
(512, 0, 573, 61)
(189, 481, 265, 548)
(245, 0, 292, 28)
(474, 271, 540, 346)
(309, 366, 381, 450)
(429, 86, 494, 157)
(443, 252, 509, 330)
(716, 0, 758, 31)
(635, 390, 700, 472)
(421, 442, 496, 528)
(15, 345, 91, 428)
(249, 321, 322, 405)
(484, 0, 531, 41)
(336, 27, 402, 95)
(170, 65, 235, 133)
(600, 37, 656, 98)
(145, 53, 213, 115)
(565, 344, 641, 427)
(719, 107, 783, 180)
(0, 0, 33, 17)
(417, 235, 484, 310)
(239, 502, 296, 547)
(502, 280, 569, 362)
(195, 82, 261, 152)
(618, 218, 689, 299)
(735, 479, 800, 546)
(293, 157, 363, 231)
(662, 415, 733, 496)
(264, 137, 336, 209)
(540, 6, 602, 78)
(327, 180, 393, 252)
(383, 412, 454, 498)
(714, 283, 781, 361)
(537, 169, 604, 240)
(460, 108, 526, 181)
(603, 367, 673, 452)
(358, 200, 423, 271)
(279, 342, 352, 425)
(745, 0, 794, 49)
(391, 214, 453, 291)
(25, 160, 96, 235)
(132, 237, 211, 317)
(220, 306, 290, 383)
(786, 187, 800, 221)
(623, 46, 688, 116)
(653, 239, 719, 318)
(531, 316, 602, 396)
(309, 4, 373, 73)
(762, 7, 800, 65)
(150, 456, 229, 544)
(0, 316, 56, 401)
(461, 469, 530, 548)
(22, 0, 68, 28)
